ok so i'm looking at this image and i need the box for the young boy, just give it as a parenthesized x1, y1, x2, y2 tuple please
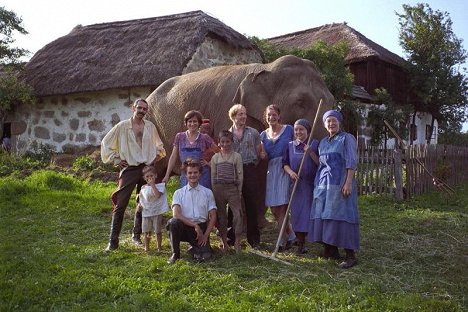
(138, 165, 169, 252)
(210, 130, 244, 252)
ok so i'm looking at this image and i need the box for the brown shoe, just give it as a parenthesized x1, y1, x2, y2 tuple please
(295, 242, 308, 255)
(339, 257, 357, 269)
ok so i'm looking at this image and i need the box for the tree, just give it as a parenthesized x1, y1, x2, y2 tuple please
(366, 88, 411, 147)
(397, 3, 468, 140)
(249, 37, 354, 102)
(438, 129, 468, 146)
(0, 7, 34, 139)
(1, 6, 28, 65)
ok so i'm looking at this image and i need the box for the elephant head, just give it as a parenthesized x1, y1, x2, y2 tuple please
(233, 55, 333, 139)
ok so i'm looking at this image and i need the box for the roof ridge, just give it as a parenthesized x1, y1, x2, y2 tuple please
(268, 22, 347, 40)
(71, 10, 207, 32)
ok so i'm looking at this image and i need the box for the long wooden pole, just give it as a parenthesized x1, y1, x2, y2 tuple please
(383, 120, 454, 195)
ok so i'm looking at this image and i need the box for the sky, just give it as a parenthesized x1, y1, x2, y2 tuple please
(3, 0, 468, 128)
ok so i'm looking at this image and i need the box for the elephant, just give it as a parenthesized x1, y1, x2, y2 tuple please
(146, 54, 334, 173)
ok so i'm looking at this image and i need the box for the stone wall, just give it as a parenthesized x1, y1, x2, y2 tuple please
(184, 37, 262, 73)
(11, 87, 153, 153)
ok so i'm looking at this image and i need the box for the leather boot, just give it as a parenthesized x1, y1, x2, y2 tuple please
(322, 243, 331, 258)
(295, 241, 307, 255)
(167, 218, 182, 264)
(339, 249, 357, 268)
(329, 245, 341, 260)
(105, 213, 123, 251)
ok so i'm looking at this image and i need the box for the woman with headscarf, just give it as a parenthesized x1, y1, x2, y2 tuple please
(283, 119, 319, 255)
(308, 110, 360, 268)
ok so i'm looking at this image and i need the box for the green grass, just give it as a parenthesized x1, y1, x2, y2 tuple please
(1, 170, 466, 311)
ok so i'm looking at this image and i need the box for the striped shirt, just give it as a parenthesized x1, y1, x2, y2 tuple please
(210, 152, 243, 191)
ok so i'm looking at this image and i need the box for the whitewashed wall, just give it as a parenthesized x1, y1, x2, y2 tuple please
(357, 104, 438, 148)
(12, 87, 153, 153)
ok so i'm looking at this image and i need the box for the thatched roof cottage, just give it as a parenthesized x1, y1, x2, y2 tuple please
(269, 23, 437, 145)
(9, 10, 262, 153)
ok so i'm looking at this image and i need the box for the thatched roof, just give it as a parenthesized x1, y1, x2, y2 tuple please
(268, 23, 405, 67)
(22, 11, 259, 97)
(352, 85, 373, 102)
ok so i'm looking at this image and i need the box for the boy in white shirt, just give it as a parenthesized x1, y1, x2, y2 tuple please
(138, 165, 169, 252)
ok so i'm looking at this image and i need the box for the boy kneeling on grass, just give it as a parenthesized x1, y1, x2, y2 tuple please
(137, 165, 169, 252)
(166, 158, 217, 264)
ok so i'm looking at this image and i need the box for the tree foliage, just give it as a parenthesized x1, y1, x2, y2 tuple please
(366, 88, 411, 147)
(397, 3, 468, 134)
(0, 68, 35, 114)
(438, 130, 468, 146)
(249, 37, 354, 102)
(0, 6, 34, 137)
(0, 6, 29, 64)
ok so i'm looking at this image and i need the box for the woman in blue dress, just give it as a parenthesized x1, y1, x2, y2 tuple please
(283, 119, 319, 255)
(308, 110, 360, 268)
(260, 104, 295, 250)
(162, 110, 216, 189)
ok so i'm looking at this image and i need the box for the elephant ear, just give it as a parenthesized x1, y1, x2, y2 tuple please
(233, 70, 273, 126)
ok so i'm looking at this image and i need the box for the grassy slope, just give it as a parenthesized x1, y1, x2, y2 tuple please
(0, 170, 466, 311)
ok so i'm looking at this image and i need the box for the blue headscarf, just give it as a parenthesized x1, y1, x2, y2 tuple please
(294, 118, 312, 134)
(322, 110, 343, 123)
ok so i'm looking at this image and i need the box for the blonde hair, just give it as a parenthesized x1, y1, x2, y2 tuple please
(228, 104, 245, 121)
(142, 165, 157, 177)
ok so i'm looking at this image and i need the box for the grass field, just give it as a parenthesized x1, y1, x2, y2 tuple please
(1, 170, 466, 311)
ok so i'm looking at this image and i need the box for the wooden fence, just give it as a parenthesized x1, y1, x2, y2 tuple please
(356, 144, 468, 199)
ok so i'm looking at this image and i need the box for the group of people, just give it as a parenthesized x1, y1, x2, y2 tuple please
(101, 98, 360, 269)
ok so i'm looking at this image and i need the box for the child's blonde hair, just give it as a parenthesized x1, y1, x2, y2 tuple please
(142, 165, 157, 177)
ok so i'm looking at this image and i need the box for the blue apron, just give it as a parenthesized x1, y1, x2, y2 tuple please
(180, 146, 212, 189)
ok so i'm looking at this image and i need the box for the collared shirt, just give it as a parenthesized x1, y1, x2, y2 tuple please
(229, 126, 260, 165)
(101, 119, 166, 166)
(139, 183, 169, 217)
(172, 183, 217, 223)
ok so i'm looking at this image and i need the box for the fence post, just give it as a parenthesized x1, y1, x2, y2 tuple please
(394, 148, 404, 201)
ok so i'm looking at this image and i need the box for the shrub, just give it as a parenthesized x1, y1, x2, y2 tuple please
(0, 152, 44, 177)
(23, 141, 54, 164)
(72, 155, 98, 171)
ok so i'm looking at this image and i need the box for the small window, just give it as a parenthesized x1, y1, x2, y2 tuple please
(425, 125, 432, 141)
(410, 124, 417, 141)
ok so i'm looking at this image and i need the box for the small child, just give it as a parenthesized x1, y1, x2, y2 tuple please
(210, 130, 244, 252)
(200, 118, 220, 162)
(138, 165, 169, 252)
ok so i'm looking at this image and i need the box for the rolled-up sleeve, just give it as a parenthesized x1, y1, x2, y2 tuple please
(206, 189, 217, 211)
(151, 124, 166, 159)
(101, 125, 121, 165)
(344, 133, 358, 170)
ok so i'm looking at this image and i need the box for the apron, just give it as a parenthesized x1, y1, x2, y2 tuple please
(180, 146, 212, 189)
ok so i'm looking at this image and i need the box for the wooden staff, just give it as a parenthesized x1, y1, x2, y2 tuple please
(383, 120, 454, 195)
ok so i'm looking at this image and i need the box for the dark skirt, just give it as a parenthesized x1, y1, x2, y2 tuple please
(308, 219, 360, 250)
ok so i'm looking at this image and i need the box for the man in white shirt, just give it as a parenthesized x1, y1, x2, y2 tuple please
(101, 98, 165, 251)
(167, 159, 217, 264)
